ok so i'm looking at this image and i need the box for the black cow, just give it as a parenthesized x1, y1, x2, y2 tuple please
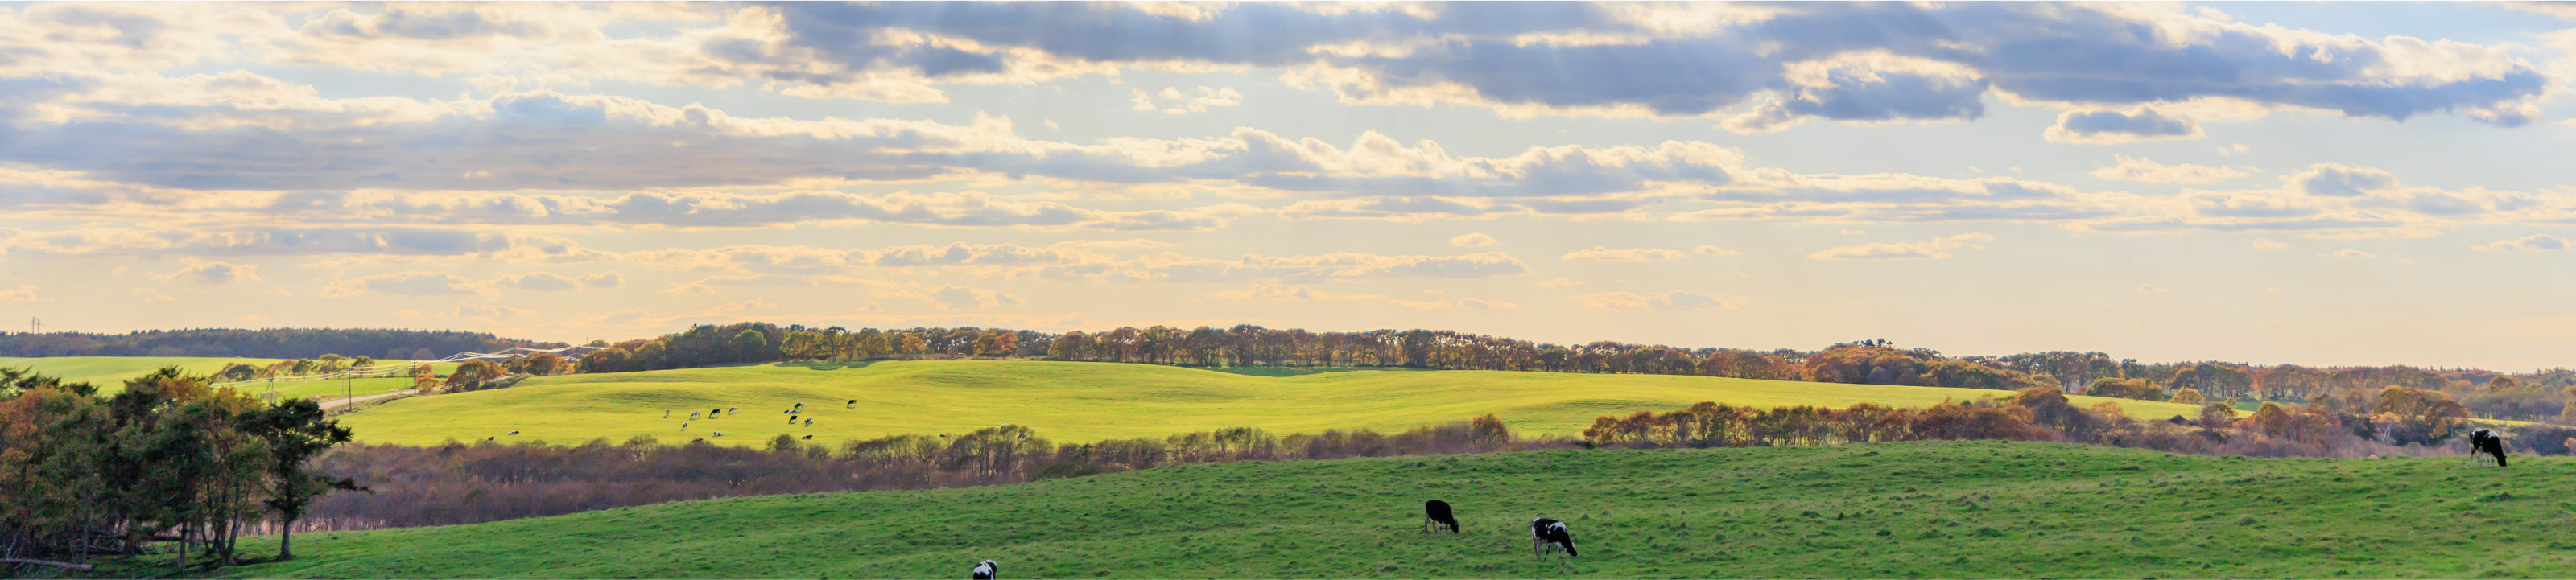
(2470, 429, 2509, 467)
(970, 560, 998, 580)
(799, 434, 813, 440)
(1530, 517, 1577, 558)
(1423, 500, 1459, 533)
(847, 399, 858, 408)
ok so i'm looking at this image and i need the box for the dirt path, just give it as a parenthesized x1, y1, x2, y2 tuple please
(319, 390, 410, 410)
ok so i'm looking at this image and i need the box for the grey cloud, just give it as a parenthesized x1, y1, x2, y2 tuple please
(2048, 107, 2198, 143)
(745, 2, 2545, 126)
(2293, 165, 2399, 198)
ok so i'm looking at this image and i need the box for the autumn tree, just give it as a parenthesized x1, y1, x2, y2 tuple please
(238, 398, 365, 560)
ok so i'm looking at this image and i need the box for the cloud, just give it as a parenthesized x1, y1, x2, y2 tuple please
(2088, 155, 2250, 184)
(1568, 290, 1745, 311)
(492, 271, 624, 293)
(1450, 232, 1497, 247)
(2473, 234, 2570, 252)
(448, 303, 538, 322)
(1211, 284, 1517, 310)
(2136, 284, 2169, 294)
(1130, 86, 1242, 114)
(700, 2, 2550, 128)
(154, 258, 260, 284)
(0, 285, 49, 302)
(2324, 249, 2378, 259)
(1808, 233, 1995, 261)
(2290, 164, 2401, 198)
(2252, 238, 2289, 249)
(318, 272, 482, 298)
(1536, 277, 1583, 288)
(923, 286, 1026, 311)
(1562, 246, 1687, 261)
(1558, 245, 1740, 261)
(2045, 107, 2202, 144)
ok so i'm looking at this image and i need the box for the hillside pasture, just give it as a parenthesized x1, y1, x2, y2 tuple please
(204, 441, 2576, 578)
(336, 360, 2208, 446)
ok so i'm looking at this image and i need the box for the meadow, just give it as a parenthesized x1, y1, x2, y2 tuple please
(201, 441, 2574, 578)
(0, 356, 452, 403)
(335, 360, 2207, 446)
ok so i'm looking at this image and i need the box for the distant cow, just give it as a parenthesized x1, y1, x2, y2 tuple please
(1423, 500, 1459, 533)
(728, 406, 737, 413)
(663, 409, 671, 418)
(506, 430, 519, 435)
(803, 418, 813, 427)
(799, 434, 813, 440)
(794, 402, 804, 409)
(712, 432, 724, 438)
(970, 560, 998, 580)
(1530, 518, 1577, 558)
(2470, 429, 2510, 467)
(846, 399, 858, 408)
(679, 422, 688, 431)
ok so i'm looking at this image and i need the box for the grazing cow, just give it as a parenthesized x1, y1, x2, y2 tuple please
(690, 411, 702, 419)
(485, 436, 493, 441)
(507, 430, 519, 435)
(663, 409, 671, 418)
(2470, 429, 2510, 467)
(712, 432, 724, 438)
(846, 399, 858, 408)
(728, 406, 737, 413)
(790, 416, 799, 424)
(1423, 500, 1459, 533)
(800, 434, 813, 440)
(970, 560, 998, 580)
(794, 402, 804, 409)
(803, 418, 813, 427)
(1530, 518, 1577, 558)
(709, 408, 720, 417)
(679, 422, 688, 431)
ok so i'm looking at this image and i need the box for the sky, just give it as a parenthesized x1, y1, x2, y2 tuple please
(2, 2, 2574, 370)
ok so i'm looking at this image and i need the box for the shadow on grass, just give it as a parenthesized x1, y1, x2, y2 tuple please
(1206, 365, 1426, 378)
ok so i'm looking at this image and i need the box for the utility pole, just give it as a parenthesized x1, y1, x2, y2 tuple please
(25, 317, 38, 334)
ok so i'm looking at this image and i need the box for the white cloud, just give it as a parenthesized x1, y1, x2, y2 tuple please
(0, 285, 49, 302)
(1211, 284, 1516, 310)
(1536, 277, 1583, 288)
(1130, 86, 1242, 114)
(2088, 155, 2251, 184)
(2252, 238, 2289, 249)
(154, 258, 260, 285)
(2473, 234, 2570, 252)
(1808, 233, 1995, 261)
(1568, 290, 1746, 311)
(2136, 284, 2169, 294)
(2324, 249, 2378, 259)
(1450, 232, 1498, 247)
(1561, 245, 1739, 261)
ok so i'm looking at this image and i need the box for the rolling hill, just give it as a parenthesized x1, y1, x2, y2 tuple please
(200, 442, 2574, 578)
(336, 360, 2208, 446)
(0, 356, 449, 402)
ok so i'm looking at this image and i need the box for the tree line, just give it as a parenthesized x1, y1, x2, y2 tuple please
(0, 368, 365, 576)
(263, 418, 1538, 532)
(0, 328, 558, 360)
(576, 323, 2574, 421)
(1579, 383, 2576, 459)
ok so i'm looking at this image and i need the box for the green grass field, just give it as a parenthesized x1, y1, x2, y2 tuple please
(336, 361, 2207, 446)
(202, 441, 2576, 578)
(0, 356, 285, 389)
(0, 356, 448, 401)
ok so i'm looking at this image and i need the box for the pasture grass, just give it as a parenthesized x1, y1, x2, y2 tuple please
(0, 356, 450, 396)
(335, 360, 2207, 446)
(202, 441, 2576, 578)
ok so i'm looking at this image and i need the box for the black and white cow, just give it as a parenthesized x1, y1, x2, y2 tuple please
(847, 399, 858, 408)
(970, 560, 998, 579)
(1423, 500, 1459, 533)
(1530, 517, 1577, 558)
(2470, 429, 2510, 467)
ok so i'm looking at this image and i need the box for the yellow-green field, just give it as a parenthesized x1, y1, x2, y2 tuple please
(337, 360, 2207, 446)
(0, 356, 449, 401)
(0, 356, 285, 388)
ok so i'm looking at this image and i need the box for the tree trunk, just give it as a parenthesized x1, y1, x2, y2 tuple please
(279, 519, 295, 561)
